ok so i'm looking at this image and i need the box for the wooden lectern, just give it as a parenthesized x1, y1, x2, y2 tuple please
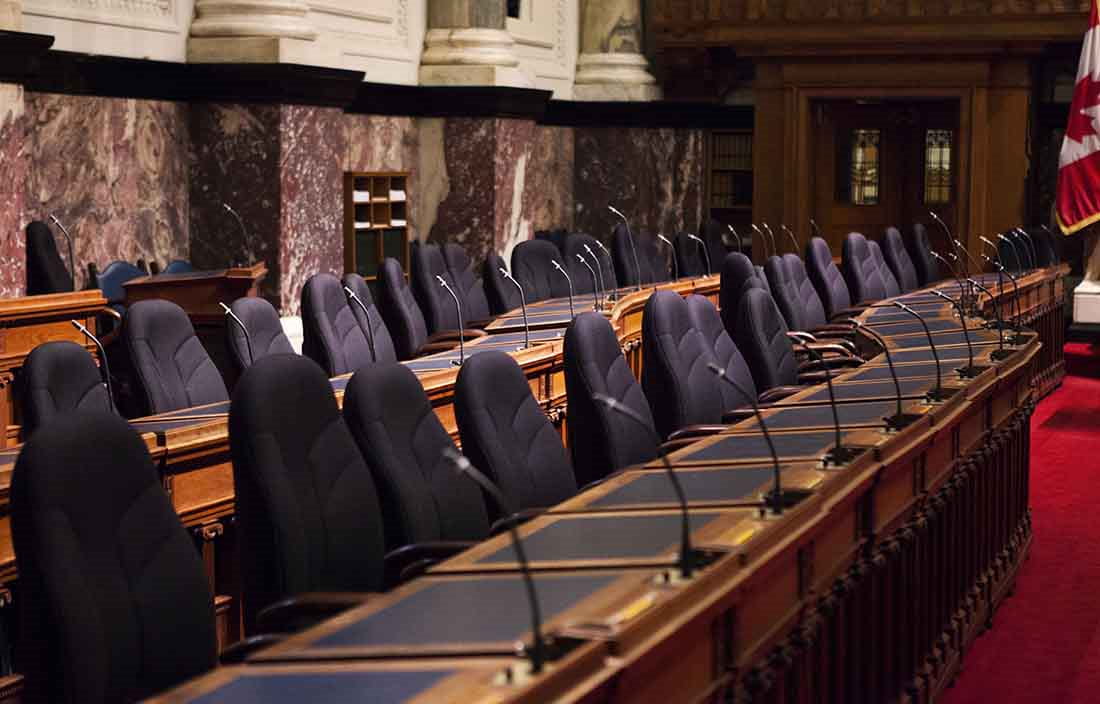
(0, 290, 108, 446)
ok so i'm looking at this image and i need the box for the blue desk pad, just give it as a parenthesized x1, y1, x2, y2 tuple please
(884, 345, 1000, 365)
(252, 572, 628, 661)
(888, 329, 1004, 349)
(129, 418, 223, 434)
(867, 318, 966, 335)
(747, 398, 921, 429)
(672, 429, 848, 465)
(795, 377, 934, 403)
(482, 329, 564, 345)
(836, 363, 942, 382)
(466, 511, 725, 568)
(177, 668, 458, 704)
(863, 302, 948, 320)
(580, 466, 779, 510)
(145, 401, 231, 420)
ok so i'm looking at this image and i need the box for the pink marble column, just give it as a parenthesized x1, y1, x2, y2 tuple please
(0, 83, 26, 297)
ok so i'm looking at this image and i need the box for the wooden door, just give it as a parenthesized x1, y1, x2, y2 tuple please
(811, 100, 960, 257)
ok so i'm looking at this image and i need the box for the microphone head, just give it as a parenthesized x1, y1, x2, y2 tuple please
(219, 302, 232, 314)
(657, 234, 672, 246)
(594, 240, 610, 253)
(499, 266, 511, 278)
(584, 244, 596, 256)
(592, 393, 618, 411)
(688, 234, 703, 244)
(49, 214, 61, 226)
(705, 361, 725, 378)
(69, 319, 85, 333)
(576, 253, 586, 263)
(551, 259, 563, 271)
(436, 275, 447, 287)
(343, 285, 354, 296)
(441, 447, 471, 472)
(751, 224, 763, 234)
(608, 205, 624, 219)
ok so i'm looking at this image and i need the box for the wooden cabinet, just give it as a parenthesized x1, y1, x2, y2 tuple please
(342, 172, 410, 291)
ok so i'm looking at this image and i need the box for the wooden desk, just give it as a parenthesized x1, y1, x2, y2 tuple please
(0, 290, 108, 446)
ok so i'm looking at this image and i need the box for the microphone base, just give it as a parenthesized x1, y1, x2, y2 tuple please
(955, 365, 990, 379)
(495, 637, 587, 686)
(883, 412, 923, 432)
(984, 320, 1015, 330)
(762, 487, 815, 513)
(450, 359, 463, 367)
(924, 386, 961, 404)
(990, 347, 1020, 362)
(821, 446, 865, 468)
(656, 548, 726, 585)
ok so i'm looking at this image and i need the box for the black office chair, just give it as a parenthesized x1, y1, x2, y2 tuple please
(343, 363, 490, 550)
(881, 227, 920, 293)
(611, 223, 655, 286)
(12, 412, 216, 702)
(229, 354, 387, 632)
(674, 232, 707, 277)
(719, 251, 765, 335)
(641, 290, 744, 439)
(534, 228, 569, 254)
(342, 273, 398, 364)
(227, 297, 295, 374)
(162, 260, 194, 275)
(869, 240, 902, 298)
(95, 260, 145, 305)
(21, 341, 112, 438)
(805, 236, 864, 321)
(907, 223, 940, 287)
(641, 233, 671, 283)
(701, 218, 731, 273)
(301, 273, 374, 377)
(734, 288, 860, 394)
(411, 242, 482, 336)
(455, 351, 577, 514)
(764, 255, 859, 355)
(25, 221, 74, 295)
(1031, 227, 1060, 267)
(842, 232, 888, 303)
(124, 299, 228, 415)
(511, 239, 572, 303)
(442, 243, 492, 324)
(483, 254, 521, 314)
(563, 312, 659, 487)
(376, 259, 465, 361)
(564, 233, 617, 294)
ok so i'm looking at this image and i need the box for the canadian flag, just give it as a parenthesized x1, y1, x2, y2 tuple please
(1057, 0, 1100, 235)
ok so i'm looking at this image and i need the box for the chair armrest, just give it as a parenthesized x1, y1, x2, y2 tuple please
(787, 331, 818, 344)
(798, 342, 863, 359)
(384, 541, 476, 586)
(659, 438, 699, 453)
(807, 335, 859, 354)
(721, 408, 756, 424)
(219, 634, 285, 665)
(797, 356, 863, 373)
(667, 424, 729, 442)
(757, 386, 804, 404)
(256, 592, 372, 634)
(100, 306, 123, 321)
(427, 329, 488, 343)
(490, 508, 545, 535)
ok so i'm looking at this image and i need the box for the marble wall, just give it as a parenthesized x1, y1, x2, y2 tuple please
(25, 92, 191, 289)
(0, 84, 26, 297)
(573, 126, 705, 239)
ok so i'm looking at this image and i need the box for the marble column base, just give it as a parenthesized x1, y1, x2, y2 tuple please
(574, 52, 662, 102)
(574, 82, 663, 101)
(419, 64, 532, 88)
(0, 0, 19, 30)
(419, 28, 531, 88)
(188, 36, 322, 64)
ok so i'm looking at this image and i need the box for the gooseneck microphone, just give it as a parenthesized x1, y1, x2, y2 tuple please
(751, 224, 770, 259)
(968, 277, 1022, 356)
(981, 254, 1022, 331)
(929, 250, 972, 314)
(687, 234, 711, 276)
(590, 240, 620, 300)
(792, 340, 861, 467)
(343, 286, 378, 361)
(810, 218, 823, 239)
(442, 449, 546, 674)
(550, 260, 575, 319)
(71, 320, 115, 413)
(930, 290, 979, 377)
(576, 253, 601, 312)
(592, 394, 701, 577)
(1014, 228, 1038, 270)
(608, 205, 642, 292)
(583, 244, 608, 303)
(726, 225, 742, 255)
(781, 224, 799, 254)
(707, 363, 786, 514)
(48, 215, 76, 287)
(997, 233, 1023, 273)
(892, 302, 945, 402)
(436, 275, 465, 366)
(762, 224, 779, 259)
(847, 319, 914, 430)
(219, 302, 254, 366)
(223, 203, 248, 265)
(499, 267, 531, 349)
(657, 234, 678, 281)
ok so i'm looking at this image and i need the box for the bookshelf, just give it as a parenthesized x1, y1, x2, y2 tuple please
(343, 171, 410, 289)
(708, 130, 753, 229)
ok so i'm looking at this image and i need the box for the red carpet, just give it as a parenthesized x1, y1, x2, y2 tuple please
(943, 342, 1100, 703)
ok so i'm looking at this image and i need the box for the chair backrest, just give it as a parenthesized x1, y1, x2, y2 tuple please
(511, 239, 571, 303)
(906, 223, 940, 286)
(342, 273, 398, 364)
(684, 294, 757, 407)
(674, 232, 707, 277)
(227, 297, 295, 374)
(641, 234, 671, 283)
(162, 260, 194, 275)
(563, 312, 659, 487)
(564, 233, 618, 294)
(764, 254, 809, 332)
(96, 260, 146, 305)
(534, 228, 569, 254)
(881, 227, 920, 293)
(869, 240, 902, 298)
(343, 363, 489, 549)
(21, 341, 112, 438)
(25, 221, 74, 295)
(442, 243, 491, 322)
(376, 258, 430, 360)
(12, 412, 215, 703)
(124, 299, 228, 414)
(301, 273, 374, 377)
(229, 354, 386, 630)
(642, 291, 730, 438)
(842, 232, 887, 303)
(483, 254, 521, 314)
(781, 254, 829, 330)
(1031, 228, 1059, 266)
(701, 219, 730, 273)
(734, 288, 799, 391)
(611, 223, 649, 286)
(411, 242, 463, 335)
(719, 251, 764, 335)
(455, 351, 577, 513)
(805, 236, 853, 320)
